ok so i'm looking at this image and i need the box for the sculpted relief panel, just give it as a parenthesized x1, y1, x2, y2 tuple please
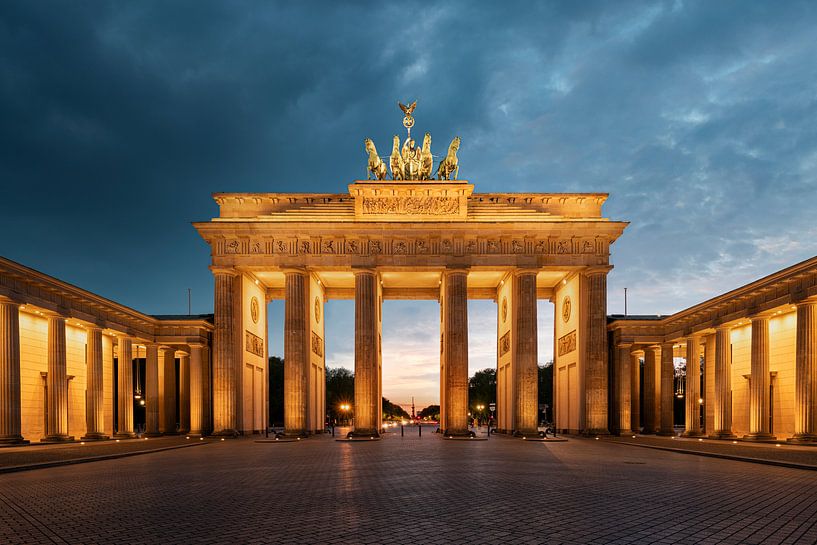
(218, 236, 606, 258)
(361, 196, 460, 216)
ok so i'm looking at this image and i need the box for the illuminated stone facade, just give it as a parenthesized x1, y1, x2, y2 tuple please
(194, 180, 628, 436)
(608, 257, 817, 441)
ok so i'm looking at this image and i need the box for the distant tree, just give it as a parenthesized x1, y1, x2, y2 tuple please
(382, 397, 410, 420)
(268, 356, 284, 426)
(469, 368, 496, 423)
(326, 367, 354, 422)
(417, 404, 440, 420)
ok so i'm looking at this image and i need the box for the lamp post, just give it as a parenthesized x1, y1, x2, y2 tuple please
(476, 404, 485, 428)
(340, 403, 351, 426)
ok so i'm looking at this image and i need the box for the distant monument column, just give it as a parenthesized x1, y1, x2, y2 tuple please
(115, 337, 135, 437)
(642, 346, 659, 434)
(711, 325, 736, 439)
(616, 343, 632, 436)
(747, 317, 775, 440)
(658, 342, 675, 436)
(44, 314, 72, 442)
(82, 326, 108, 440)
(792, 301, 817, 442)
(353, 269, 381, 437)
(159, 347, 176, 434)
(188, 343, 205, 436)
(513, 269, 538, 436)
(441, 269, 470, 437)
(0, 298, 26, 444)
(682, 336, 703, 437)
(144, 343, 161, 437)
(283, 270, 308, 436)
(212, 268, 239, 436)
(630, 349, 642, 434)
(582, 269, 609, 434)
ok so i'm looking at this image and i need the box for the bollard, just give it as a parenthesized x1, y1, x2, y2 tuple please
(331, 425, 335, 437)
(419, 424, 422, 437)
(401, 425, 404, 437)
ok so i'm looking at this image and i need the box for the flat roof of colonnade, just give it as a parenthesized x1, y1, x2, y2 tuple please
(608, 255, 817, 345)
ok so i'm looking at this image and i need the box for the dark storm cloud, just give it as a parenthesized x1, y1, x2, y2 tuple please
(1, 0, 816, 325)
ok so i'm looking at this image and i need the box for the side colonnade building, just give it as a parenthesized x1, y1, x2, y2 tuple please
(608, 256, 817, 441)
(0, 257, 214, 444)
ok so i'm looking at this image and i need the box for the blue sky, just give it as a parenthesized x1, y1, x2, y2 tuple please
(2, 1, 816, 408)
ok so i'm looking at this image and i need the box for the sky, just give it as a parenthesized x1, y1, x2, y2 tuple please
(2, 1, 816, 409)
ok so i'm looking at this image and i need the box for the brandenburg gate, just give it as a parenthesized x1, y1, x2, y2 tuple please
(193, 104, 628, 438)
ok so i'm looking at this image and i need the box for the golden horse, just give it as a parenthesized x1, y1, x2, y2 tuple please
(436, 136, 461, 180)
(390, 135, 405, 180)
(364, 138, 387, 180)
(419, 132, 433, 180)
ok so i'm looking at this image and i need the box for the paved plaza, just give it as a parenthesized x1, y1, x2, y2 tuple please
(2, 432, 817, 544)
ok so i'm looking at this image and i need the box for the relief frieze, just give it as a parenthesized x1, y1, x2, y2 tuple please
(557, 330, 577, 357)
(361, 196, 460, 216)
(245, 330, 264, 357)
(499, 331, 511, 356)
(311, 331, 323, 357)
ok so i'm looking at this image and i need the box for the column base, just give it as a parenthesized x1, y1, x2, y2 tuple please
(788, 434, 817, 443)
(143, 432, 164, 438)
(0, 435, 29, 445)
(617, 429, 634, 437)
(708, 432, 737, 440)
(444, 429, 476, 438)
(41, 435, 75, 443)
(743, 433, 777, 442)
(80, 433, 110, 441)
(681, 430, 705, 437)
(277, 431, 308, 439)
(656, 429, 676, 437)
(582, 428, 610, 436)
(346, 431, 380, 439)
(113, 432, 137, 439)
(211, 428, 240, 437)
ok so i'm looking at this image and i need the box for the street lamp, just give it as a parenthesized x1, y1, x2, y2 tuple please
(339, 403, 351, 426)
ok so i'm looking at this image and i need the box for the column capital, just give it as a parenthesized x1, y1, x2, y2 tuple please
(616, 342, 633, 349)
(714, 323, 732, 332)
(210, 266, 239, 277)
(281, 267, 309, 276)
(795, 299, 817, 309)
(660, 340, 675, 350)
(750, 314, 770, 324)
(582, 265, 613, 277)
(188, 341, 206, 349)
(352, 267, 378, 277)
(442, 267, 469, 276)
(0, 295, 21, 306)
(512, 267, 539, 277)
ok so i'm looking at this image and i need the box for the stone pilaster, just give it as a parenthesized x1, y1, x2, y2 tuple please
(212, 269, 239, 436)
(82, 327, 108, 440)
(583, 270, 609, 434)
(188, 344, 205, 435)
(642, 346, 658, 434)
(630, 349, 641, 434)
(711, 325, 736, 439)
(179, 353, 190, 433)
(144, 343, 161, 437)
(617, 343, 632, 435)
(442, 269, 470, 436)
(0, 298, 26, 444)
(658, 342, 675, 436)
(284, 270, 308, 436)
(682, 337, 703, 437)
(792, 301, 817, 442)
(44, 315, 72, 441)
(747, 317, 775, 440)
(352, 270, 381, 437)
(115, 338, 135, 437)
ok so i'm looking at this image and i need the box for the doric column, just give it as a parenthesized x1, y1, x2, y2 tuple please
(747, 316, 775, 440)
(583, 269, 609, 434)
(0, 298, 26, 444)
(82, 327, 107, 440)
(513, 270, 538, 436)
(682, 336, 703, 436)
(159, 347, 176, 434)
(353, 269, 381, 437)
(188, 344, 205, 435)
(658, 342, 675, 436)
(711, 325, 736, 439)
(212, 269, 239, 436)
(642, 345, 658, 434)
(792, 301, 817, 442)
(115, 338, 135, 437)
(44, 315, 72, 441)
(630, 349, 641, 434)
(179, 353, 190, 433)
(284, 270, 308, 436)
(617, 343, 632, 435)
(144, 343, 161, 436)
(442, 269, 470, 436)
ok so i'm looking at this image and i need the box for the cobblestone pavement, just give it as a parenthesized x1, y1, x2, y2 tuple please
(2, 432, 817, 545)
